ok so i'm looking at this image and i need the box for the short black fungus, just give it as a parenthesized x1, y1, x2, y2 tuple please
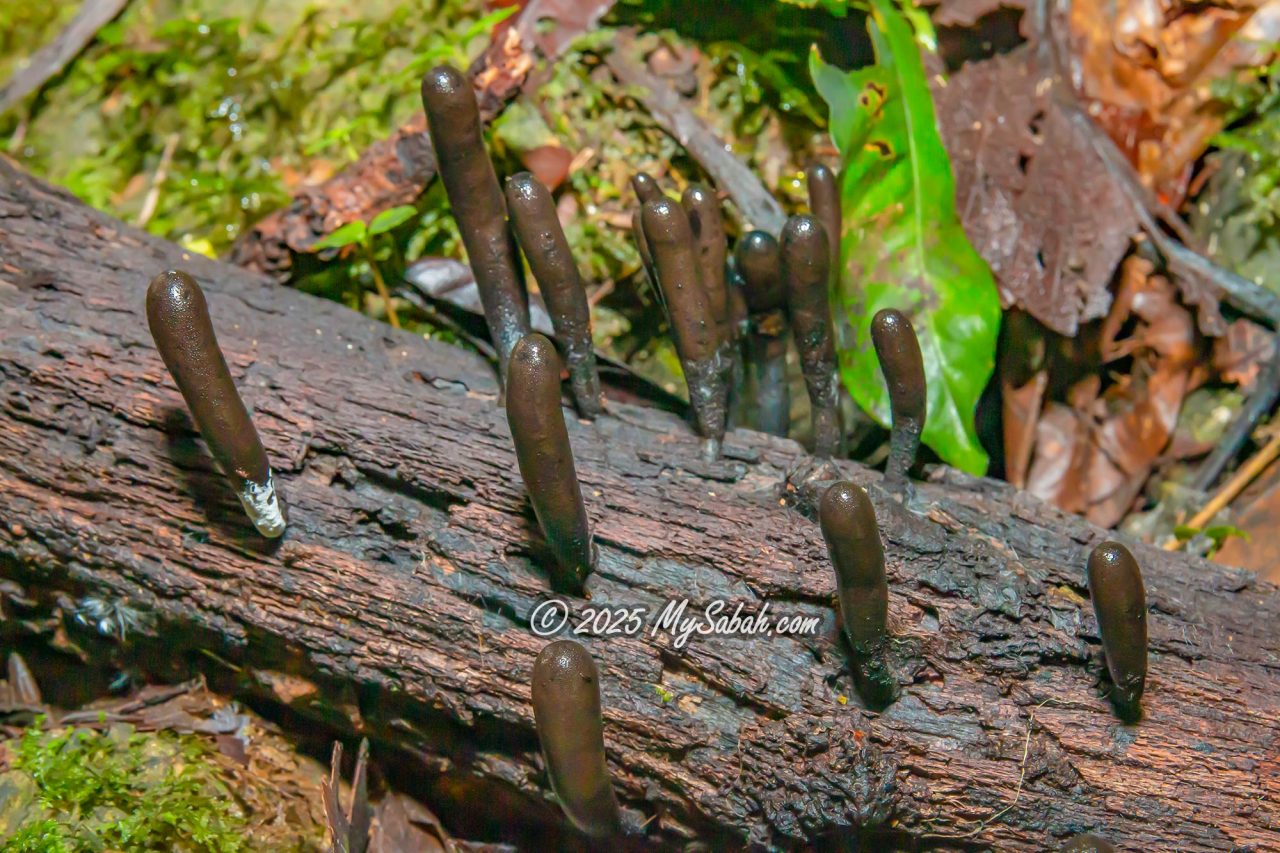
(505, 172, 605, 419)
(782, 215, 841, 458)
(641, 199, 728, 456)
(146, 270, 286, 538)
(507, 334, 595, 593)
(870, 308, 926, 490)
(532, 639, 622, 838)
(422, 65, 530, 388)
(819, 481, 894, 704)
(1086, 541, 1147, 718)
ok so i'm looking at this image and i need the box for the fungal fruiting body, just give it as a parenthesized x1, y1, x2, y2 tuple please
(421, 65, 529, 387)
(630, 172, 662, 205)
(819, 481, 894, 704)
(682, 183, 739, 423)
(507, 334, 595, 593)
(734, 230, 789, 437)
(531, 639, 621, 838)
(806, 163, 841, 280)
(1086, 541, 1148, 717)
(870, 308, 926, 491)
(681, 184, 731, 345)
(641, 199, 728, 456)
(146, 270, 286, 538)
(1059, 834, 1117, 853)
(782, 216, 841, 458)
(505, 172, 605, 419)
(630, 173, 662, 296)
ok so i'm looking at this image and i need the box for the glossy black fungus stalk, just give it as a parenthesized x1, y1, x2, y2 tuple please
(681, 184, 731, 342)
(819, 481, 894, 706)
(630, 172, 662, 296)
(505, 172, 605, 419)
(642, 199, 728, 457)
(806, 163, 841, 280)
(630, 172, 662, 205)
(1060, 833, 1117, 853)
(532, 639, 622, 838)
(422, 65, 529, 388)
(782, 216, 841, 458)
(682, 184, 739, 424)
(507, 335, 595, 594)
(147, 271, 287, 538)
(870, 308, 926, 491)
(734, 230, 789, 436)
(1086, 541, 1148, 719)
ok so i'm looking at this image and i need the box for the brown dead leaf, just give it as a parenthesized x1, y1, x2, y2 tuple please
(369, 794, 453, 853)
(1214, 318, 1273, 391)
(999, 310, 1049, 488)
(1026, 403, 1091, 513)
(936, 47, 1138, 336)
(1025, 257, 1202, 526)
(1069, 0, 1280, 203)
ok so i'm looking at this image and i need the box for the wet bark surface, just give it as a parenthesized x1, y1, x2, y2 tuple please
(0, 162, 1277, 851)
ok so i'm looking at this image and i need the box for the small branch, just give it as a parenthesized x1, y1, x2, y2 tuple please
(1166, 428, 1280, 550)
(135, 132, 179, 228)
(605, 31, 786, 234)
(0, 0, 130, 115)
(1189, 335, 1280, 492)
(364, 242, 401, 329)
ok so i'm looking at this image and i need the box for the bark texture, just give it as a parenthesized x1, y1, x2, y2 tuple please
(1, 162, 1277, 851)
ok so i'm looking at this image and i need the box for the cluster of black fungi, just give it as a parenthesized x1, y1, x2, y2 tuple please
(142, 64, 1148, 849)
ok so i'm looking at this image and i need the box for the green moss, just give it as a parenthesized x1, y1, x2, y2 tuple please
(1, 717, 247, 852)
(3, 0, 494, 255)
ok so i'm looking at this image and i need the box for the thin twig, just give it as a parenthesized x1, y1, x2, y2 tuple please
(1165, 428, 1280, 550)
(920, 698, 1048, 841)
(605, 30, 786, 233)
(135, 132, 179, 228)
(0, 0, 130, 115)
(1190, 336, 1280, 492)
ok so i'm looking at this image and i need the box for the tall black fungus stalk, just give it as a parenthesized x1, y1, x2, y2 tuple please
(532, 639, 622, 838)
(734, 230, 790, 436)
(421, 65, 530, 390)
(505, 172, 605, 419)
(146, 270, 287, 539)
(870, 308, 926, 493)
(782, 216, 841, 458)
(642, 199, 728, 458)
(506, 334, 596, 594)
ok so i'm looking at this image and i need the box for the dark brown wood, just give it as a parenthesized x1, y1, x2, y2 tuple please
(1, 162, 1278, 851)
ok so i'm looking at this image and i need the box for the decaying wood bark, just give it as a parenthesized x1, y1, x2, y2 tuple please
(1, 162, 1277, 851)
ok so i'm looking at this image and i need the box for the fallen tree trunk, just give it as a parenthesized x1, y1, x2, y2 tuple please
(0, 162, 1277, 851)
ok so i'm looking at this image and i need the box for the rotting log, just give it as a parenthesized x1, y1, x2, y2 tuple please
(1, 162, 1278, 852)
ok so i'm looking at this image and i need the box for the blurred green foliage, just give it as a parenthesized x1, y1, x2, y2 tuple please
(1, 718, 246, 852)
(1212, 58, 1280, 230)
(2, 0, 499, 255)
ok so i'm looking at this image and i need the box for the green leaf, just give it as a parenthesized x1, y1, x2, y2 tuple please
(810, 0, 1000, 474)
(311, 220, 367, 250)
(368, 204, 418, 236)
